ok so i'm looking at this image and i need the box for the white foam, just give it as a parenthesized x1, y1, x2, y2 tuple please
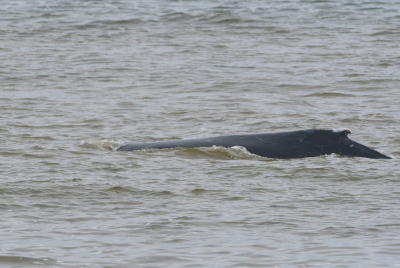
(81, 139, 125, 151)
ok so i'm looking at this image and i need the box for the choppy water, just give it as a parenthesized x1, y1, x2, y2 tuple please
(1, 0, 400, 267)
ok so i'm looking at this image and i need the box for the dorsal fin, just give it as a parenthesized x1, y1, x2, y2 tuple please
(333, 128, 352, 137)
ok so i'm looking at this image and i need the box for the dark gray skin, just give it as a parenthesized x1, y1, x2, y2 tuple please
(117, 129, 391, 159)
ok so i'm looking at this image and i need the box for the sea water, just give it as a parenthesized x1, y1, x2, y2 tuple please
(1, 1, 400, 267)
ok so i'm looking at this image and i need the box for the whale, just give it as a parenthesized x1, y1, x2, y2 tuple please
(117, 129, 391, 159)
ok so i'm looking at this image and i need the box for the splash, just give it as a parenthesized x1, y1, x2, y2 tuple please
(80, 139, 125, 151)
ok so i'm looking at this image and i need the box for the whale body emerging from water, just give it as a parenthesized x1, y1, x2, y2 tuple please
(117, 129, 391, 159)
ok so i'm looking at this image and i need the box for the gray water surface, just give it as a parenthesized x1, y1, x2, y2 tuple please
(1, 0, 400, 267)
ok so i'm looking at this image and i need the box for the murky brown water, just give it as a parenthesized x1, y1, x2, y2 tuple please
(1, 0, 399, 267)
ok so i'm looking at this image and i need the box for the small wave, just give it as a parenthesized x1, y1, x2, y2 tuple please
(98, 18, 144, 25)
(303, 92, 355, 98)
(228, 146, 258, 159)
(160, 12, 196, 22)
(106, 186, 175, 196)
(173, 145, 260, 160)
(72, 18, 145, 30)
